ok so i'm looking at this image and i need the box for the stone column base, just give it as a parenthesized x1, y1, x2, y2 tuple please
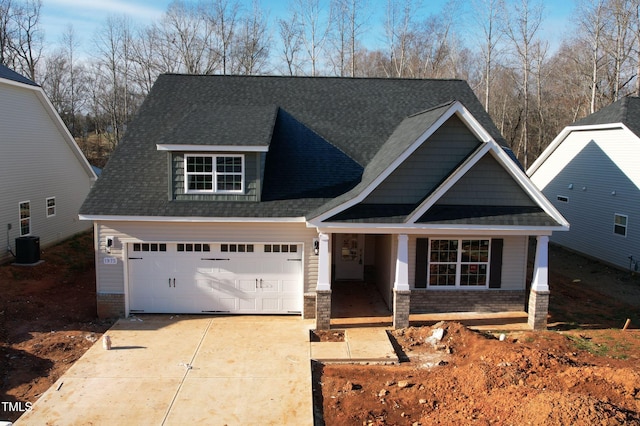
(315, 290, 332, 330)
(393, 289, 411, 329)
(528, 289, 550, 330)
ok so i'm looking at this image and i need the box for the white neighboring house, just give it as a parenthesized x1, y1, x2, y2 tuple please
(529, 96, 640, 271)
(0, 65, 97, 264)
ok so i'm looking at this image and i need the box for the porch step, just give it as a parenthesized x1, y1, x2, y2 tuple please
(310, 327, 398, 364)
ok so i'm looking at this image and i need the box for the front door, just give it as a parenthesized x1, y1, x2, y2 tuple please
(334, 233, 364, 280)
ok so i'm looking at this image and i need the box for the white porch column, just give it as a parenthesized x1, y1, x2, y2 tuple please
(531, 235, 549, 292)
(316, 233, 331, 291)
(394, 234, 410, 290)
(529, 235, 550, 330)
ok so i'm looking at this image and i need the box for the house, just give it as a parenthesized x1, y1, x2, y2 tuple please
(0, 65, 96, 264)
(529, 96, 639, 271)
(79, 75, 568, 330)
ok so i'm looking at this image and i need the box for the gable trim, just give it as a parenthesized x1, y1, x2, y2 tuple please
(527, 123, 628, 176)
(157, 144, 269, 152)
(309, 101, 494, 224)
(79, 214, 306, 223)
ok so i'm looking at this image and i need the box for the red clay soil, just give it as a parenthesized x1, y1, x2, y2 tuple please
(1, 232, 640, 424)
(0, 232, 113, 422)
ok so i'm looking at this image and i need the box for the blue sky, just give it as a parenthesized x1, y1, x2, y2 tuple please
(40, 0, 574, 55)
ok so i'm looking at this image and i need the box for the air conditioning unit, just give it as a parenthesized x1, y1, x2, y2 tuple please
(15, 236, 40, 264)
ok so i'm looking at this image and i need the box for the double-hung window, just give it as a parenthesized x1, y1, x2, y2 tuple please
(46, 197, 56, 217)
(614, 213, 628, 237)
(185, 154, 244, 194)
(428, 239, 490, 287)
(19, 201, 31, 236)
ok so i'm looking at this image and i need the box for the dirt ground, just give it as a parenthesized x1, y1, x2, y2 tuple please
(0, 232, 114, 422)
(1, 232, 640, 424)
(316, 244, 640, 425)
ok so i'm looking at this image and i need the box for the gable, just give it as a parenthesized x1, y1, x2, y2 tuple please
(435, 153, 537, 207)
(364, 115, 481, 204)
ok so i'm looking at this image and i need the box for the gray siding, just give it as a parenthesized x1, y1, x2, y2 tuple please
(95, 221, 318, 295)
(0, 83, 93, 264)
(532, 130, 640, 270)
(365, 115, 480, 204)
(172, 152, 261, 201)
(437, 154, 536, 206)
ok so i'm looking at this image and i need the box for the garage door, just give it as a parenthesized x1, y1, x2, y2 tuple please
(128, 242, 303, 314)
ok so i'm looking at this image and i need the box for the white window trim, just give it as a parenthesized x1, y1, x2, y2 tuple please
(614, 213, 628, 237)
(46, 197, 56, 218)
(19, 200, 31, 236)
(427, 238, 491, 288)
(184, 154, 245, 194)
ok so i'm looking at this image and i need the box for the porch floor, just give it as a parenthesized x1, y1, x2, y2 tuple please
(329, 281, 530, 331)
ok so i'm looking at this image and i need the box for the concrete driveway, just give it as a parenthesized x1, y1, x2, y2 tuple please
(16, 315, 314, 425)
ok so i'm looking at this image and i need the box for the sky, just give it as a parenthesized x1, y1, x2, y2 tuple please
(39, 0, 576, 57)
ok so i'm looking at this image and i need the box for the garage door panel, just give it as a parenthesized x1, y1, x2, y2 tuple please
(128, 242, 302, 314)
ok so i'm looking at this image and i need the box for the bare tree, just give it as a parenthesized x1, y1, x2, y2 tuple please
(234, 0, 270, 75)
(278, 13, 303, 75)
(162, 0, 217, 74)
(603, 0, 635, 102)
(329, 0, 368, 77)
(504, 0, 544, 169)
(7, 0, 42, 80)
(471, 0, 505, 110)
(383, 0, 420, 78)
(203, 0, 241, 75)
(292, 0, 332, 76)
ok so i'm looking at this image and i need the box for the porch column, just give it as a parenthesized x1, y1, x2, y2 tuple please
(316, 233, 332, 330)
(393, 234, 411, 329)
(528, 235, 550, 330)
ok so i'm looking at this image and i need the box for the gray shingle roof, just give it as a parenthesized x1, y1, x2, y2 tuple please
(573, 96, 640, 138)
(80, 75, 505, 219)
(0, 64, 38, 86)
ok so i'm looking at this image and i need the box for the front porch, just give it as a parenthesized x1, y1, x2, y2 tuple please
(312, 233, 551, 331)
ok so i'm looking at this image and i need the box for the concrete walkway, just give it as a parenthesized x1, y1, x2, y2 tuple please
(16, 316, 315, 425)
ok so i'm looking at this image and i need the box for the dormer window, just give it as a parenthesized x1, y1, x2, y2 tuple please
(185, 154, 244, 193)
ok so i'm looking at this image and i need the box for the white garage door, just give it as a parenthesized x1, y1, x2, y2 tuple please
(128, 242, 303, 314)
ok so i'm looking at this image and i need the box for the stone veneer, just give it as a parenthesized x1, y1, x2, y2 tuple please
(96, 293, 125, 318)
(410, 290, 526, 313)
(303, 293, 316, 319)
(315, 290, 332, 330)
(393, 290, 411, 329)
(527, 289, 550, 330)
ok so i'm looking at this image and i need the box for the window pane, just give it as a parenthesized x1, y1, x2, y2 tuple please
(216, 174, 242, 191)
(187, 156, 212, 172)
(188, 175, 213, 190)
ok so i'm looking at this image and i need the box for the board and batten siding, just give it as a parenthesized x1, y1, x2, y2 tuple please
(0, 83, 93, 264)
(95, 221, 319, 295)
(365, 115, 480, 204)
(436, 154, 536, 206)
(408, 235, 528, 290)
(530, 128, 640, 270)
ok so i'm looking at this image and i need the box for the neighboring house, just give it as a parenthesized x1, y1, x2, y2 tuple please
(529, 96, 640, 271)
(0, 65, 96, 265)
(79, 75, 568, 330)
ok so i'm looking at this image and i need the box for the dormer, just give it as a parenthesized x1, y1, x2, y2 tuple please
(156, 105, 278, 202)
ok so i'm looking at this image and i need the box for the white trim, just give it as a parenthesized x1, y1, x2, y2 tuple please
(80, 214, 307, 223)
(311, 102, 491, 223)
(184, 153, 245, 194)
(46, 197, 56, 218)
(527, 123, 627, 176)
(19, 200, 31, 236)
(0, 77, 97, 181)
(406, 143, 491, 223)
(157, 144, 269, 152)
(313, 224, 558, 235)
(405, 140, 569, 229)
(614, 213, 628, 237)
